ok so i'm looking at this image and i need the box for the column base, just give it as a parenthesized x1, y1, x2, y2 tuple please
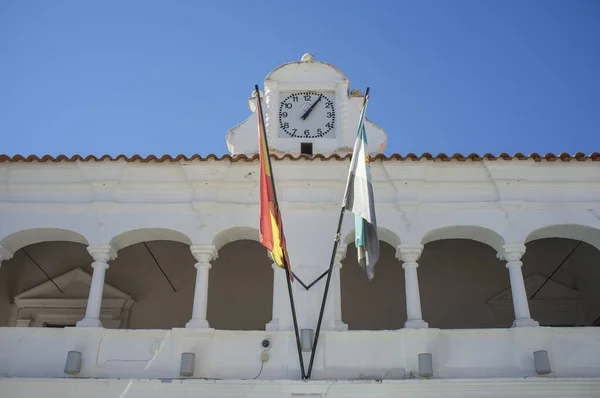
(512, 318, 540, 328)
(265, 319, 280, 331)
(334, 321, 348, 331)
(185, 319, 210, 329)
(404, 319, 429, 329)
(76, 318, 103, 328)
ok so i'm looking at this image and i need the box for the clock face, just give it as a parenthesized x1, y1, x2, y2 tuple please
(278, 92, 335, 138)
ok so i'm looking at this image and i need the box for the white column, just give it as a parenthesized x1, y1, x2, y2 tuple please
(266, 263, 284, 331)
(77, 245, 116, 328)
(501, 244, 539, 327)
(0, 245, 13, 268)
(186, 244, 217, 329)
(397, 244, 428, 329)
(333, 245, 348, 331)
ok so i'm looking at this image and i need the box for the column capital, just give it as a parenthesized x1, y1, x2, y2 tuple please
(335, 244, 347, 268)
(396, 243, 423, 264)
(499, 243, 526, 263)
(190, 244, 218, 264)
(0, 245, 14, 265)
(87, 244, 117, 263)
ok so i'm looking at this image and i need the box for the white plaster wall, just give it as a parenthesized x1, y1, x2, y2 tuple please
(1, 158, 600, 388)
(0, 327, 599, 381)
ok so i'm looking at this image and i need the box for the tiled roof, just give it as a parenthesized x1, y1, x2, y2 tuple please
(0, 152, 599, 163)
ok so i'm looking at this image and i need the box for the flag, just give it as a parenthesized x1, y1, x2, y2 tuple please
(342, 96, 380, 280)
(256, 89, 293, 280)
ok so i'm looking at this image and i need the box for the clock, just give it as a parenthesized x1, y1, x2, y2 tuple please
(278, 92, 336, 138)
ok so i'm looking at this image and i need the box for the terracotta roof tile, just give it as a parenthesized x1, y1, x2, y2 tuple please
(0, 152, 598, 163)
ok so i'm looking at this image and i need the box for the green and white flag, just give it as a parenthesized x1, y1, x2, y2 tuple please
(342, 96, 380, 280)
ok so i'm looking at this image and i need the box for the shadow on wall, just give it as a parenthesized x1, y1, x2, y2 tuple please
(207, 239, 274, 330)
(418, 239, 509, 329)
(341, 241, 407, 330)
(0, 240, 200, 330)
(522, 238, 600, 327)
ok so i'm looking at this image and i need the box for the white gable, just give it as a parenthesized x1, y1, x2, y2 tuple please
(226, 53, 387, 156)
(488, 273, 580, 304)
(487, 274, 585, 326)
(12, 268, 134, 328)
(15, 267, 132, 301)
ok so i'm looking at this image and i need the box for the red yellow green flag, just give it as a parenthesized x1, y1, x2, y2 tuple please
(256, 91, 293, 280)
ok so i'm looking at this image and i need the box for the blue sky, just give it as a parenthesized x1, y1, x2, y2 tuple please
(1, 0, 598, 157)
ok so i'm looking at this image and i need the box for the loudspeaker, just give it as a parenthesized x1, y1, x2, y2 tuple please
(418, 353, 433, 378)
(180, 352, 195, 377)
(534, 350, 551, 375)
(301, 329, 314, 352)
(64, 351, 82, 375)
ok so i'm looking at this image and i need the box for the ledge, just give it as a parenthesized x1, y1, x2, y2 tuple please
(1, 152, 599, 163)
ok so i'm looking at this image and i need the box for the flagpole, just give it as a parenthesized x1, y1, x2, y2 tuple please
(254, 84, 306, 380)
(305, 87, 370, 379)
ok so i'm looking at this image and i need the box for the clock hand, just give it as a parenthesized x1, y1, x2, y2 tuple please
(300, 95, 322, 120)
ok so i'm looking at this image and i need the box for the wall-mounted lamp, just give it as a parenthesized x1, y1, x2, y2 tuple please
(418, 353, 433, 378)
(534, 350, 551, 375)
(301, 329, 314, 352)
(180, 352, 195, 377)
(64, 351, 82, 375)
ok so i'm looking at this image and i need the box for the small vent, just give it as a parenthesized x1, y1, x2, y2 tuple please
(300, 142, 313, 156)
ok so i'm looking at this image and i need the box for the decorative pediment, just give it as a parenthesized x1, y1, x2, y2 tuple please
(488, 273, 584, 326)
(226, 54, 387, 156)
(487, 273, 580, 305)
(15, 267, 132, 302)
(12, 268, 134, 328)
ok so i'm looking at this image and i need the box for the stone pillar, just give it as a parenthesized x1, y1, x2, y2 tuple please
(501, 244, 539, 327)
(186, 244, 217, 329)
(0, 245, 13, 268)
(266, 263, 285, 331)
(397, 244, 428, 329)
(333, 245, 348, 331)
(77, 245, 117, 328)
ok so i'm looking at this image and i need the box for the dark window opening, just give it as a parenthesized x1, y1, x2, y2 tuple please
(301, 142, 313, 156)
(43, 323, 76, 328)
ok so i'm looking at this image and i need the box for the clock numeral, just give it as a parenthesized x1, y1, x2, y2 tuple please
(282, 122, 289, 129)
(326, 122, 333, 128)
(281, 112, 288, 118)
(292, 96, 298, 102)
(304, 129, 310, 136)
(304, 94, 312, 101)
(326, 112, 333, 118)
(292, 129, 297, 136)
(317, 128, 322, 134)
(284, 103, 292, 109)
(325, 102, 332, 108)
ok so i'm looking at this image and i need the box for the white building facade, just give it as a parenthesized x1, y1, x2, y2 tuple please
(1, 54, 599, 397)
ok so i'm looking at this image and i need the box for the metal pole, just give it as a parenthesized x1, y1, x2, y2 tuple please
(255, 84, 306, 379)
(529, 240, 581, 300)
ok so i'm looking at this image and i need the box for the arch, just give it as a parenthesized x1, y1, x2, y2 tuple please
(526, 224, 600, 252)
(421, 225, 505, 253)
(212, 227, 260, 252)
(0, 228, 89, 253)
(208, 227, 272, 331)
(109, 228, 192, 252)
(342, 226, 401, 249)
